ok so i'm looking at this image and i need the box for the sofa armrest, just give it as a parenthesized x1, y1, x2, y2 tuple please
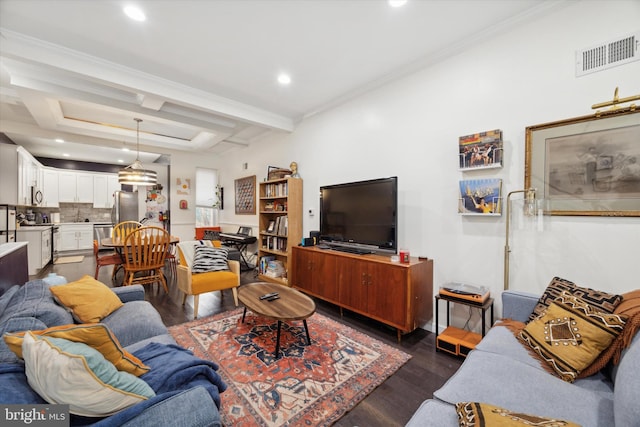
(103, 386, 220, 427)
(111, 285, 145, 303)
(501, 290, 539, 322)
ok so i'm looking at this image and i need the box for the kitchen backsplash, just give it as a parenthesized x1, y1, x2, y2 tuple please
(17, 203, 112, 223)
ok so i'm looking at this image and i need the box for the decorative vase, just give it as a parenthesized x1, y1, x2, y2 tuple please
(43, 273, 67, 286)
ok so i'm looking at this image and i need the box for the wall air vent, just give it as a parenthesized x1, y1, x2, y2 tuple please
(576, 31, 639, 77)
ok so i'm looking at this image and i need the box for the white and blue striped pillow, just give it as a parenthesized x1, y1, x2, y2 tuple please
(191, 245, 230, 273)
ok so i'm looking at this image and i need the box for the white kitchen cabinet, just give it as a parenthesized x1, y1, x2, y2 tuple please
(16, 226, 52, 275)
(59, 224, 93, 251)
(59, 172, 94, 203)
(17, 147, 41, 206)
(93, 174, 119, 208)
(41, 168, 59, 207)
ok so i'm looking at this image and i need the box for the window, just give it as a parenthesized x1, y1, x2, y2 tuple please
(195, 168, 219, 227)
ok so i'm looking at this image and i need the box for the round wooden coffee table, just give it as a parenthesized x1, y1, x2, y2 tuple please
(238, 282, 316, 358)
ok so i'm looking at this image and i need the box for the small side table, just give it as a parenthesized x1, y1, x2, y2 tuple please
(435, 293, 494, 356)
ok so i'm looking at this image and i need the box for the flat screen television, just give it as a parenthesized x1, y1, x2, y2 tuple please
(319, 177, 398, 254)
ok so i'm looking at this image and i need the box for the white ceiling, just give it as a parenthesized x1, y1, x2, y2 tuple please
(0, 0, 564, 165)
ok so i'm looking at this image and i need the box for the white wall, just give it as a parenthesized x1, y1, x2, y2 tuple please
(193, 1, 640, 332)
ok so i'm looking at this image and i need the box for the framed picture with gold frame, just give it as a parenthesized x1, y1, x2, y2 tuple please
(234, 175, 256, 215)
(525, 108, 640, 216)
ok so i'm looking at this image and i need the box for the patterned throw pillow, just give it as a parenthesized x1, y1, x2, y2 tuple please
(191, 245, 230, 273)
(519, 291, 626, 382)
(22, 332, 155, 417)
(528, 276, 622, 322)
(456, 402, 581, 427)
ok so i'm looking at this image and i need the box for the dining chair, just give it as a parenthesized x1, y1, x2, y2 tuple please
(165, 244, 178, 278)
(112, 221, 142, 241)
(122, 226, 170, 292)
(93, 240, 123, 281)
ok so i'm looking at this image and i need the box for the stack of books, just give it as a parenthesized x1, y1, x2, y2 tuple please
(264, 260, 285, 278)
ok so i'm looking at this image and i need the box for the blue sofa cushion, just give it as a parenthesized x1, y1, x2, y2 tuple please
(614, 333, 640, 427)
(0, 280, 73, 327)
(101, 301, 168, 348)
(405, 399, 458, 427)
(434, 350, 613, 427)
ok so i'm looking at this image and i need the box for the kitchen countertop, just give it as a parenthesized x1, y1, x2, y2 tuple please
(57, 222, 112, 226)
(16, 225, 53, 231)
(0, 241, 28, 258)
(17, 222, 112, 229)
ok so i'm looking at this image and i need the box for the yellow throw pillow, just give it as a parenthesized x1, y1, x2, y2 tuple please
(4, 323, 149, 376)
(519, 291, 626, 382)
(456, 402, 581, 427)
(49, 275, 124, 323)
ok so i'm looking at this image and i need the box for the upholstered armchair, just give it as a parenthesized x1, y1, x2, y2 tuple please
(176, 240, 239, 319)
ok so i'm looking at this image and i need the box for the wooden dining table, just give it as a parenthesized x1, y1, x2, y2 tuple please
(101, 235, 180, 248)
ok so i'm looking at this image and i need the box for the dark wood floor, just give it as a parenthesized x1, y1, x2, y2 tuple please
(37, 252, 463, 427)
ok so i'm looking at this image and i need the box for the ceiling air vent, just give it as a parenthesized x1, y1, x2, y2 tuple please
(576, 31, 639, 77)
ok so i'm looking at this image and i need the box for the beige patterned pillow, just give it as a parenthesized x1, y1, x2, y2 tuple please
(520, 291, 626, 382)
(456, 402, 581, 426)
(529, 276, 622, 322)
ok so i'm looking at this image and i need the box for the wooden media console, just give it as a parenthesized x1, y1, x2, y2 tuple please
(291, 246, 433, 341)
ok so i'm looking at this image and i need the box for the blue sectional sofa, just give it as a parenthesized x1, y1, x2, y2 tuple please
(0, 278, 224, 427)
(406, 290, 640, 427)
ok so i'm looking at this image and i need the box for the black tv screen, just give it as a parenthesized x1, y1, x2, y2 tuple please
(319, 177, 398, 254)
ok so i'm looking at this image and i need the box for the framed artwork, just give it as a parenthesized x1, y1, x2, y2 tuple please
(458, 178, 502, 215)
(526, 108, 640, 216)
(235, 175, 256, 215)
(176, 178, 191, 195)
(459, 129, 503, 170)
(267, 165, 292, 181)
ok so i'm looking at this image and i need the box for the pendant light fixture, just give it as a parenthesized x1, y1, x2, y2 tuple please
(118, 118, 157, 186)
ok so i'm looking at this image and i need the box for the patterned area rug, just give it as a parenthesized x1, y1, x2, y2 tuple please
(168, 308, 411, 426)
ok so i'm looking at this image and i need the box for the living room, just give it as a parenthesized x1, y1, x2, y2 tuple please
(1, 1, 640, 426)
(1, 1, 638, 302)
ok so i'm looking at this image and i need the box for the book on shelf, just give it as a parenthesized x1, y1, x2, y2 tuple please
(262, 235, 287, 251)
(273, 215, 287, 236)
(264, 182, 289, 198)
(259, 255, 275, 274)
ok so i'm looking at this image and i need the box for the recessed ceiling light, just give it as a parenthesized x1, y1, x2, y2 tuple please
(62, 153, 70, 157)
(122, 147, 130, 152)
(124, 5, 146, 22)
(277, 73, 291, 85)
(55, 138, 64, 143)
(118, 159, 124, 163)
(388, 0, 407, 7)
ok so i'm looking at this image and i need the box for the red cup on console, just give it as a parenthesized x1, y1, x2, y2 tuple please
(399, 249, 410, 263)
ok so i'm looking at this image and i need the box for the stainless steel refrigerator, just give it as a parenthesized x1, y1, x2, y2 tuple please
(111, 191, 139, 224)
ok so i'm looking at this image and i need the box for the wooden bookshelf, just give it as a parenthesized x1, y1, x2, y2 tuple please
(257, 177, 303, 286)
